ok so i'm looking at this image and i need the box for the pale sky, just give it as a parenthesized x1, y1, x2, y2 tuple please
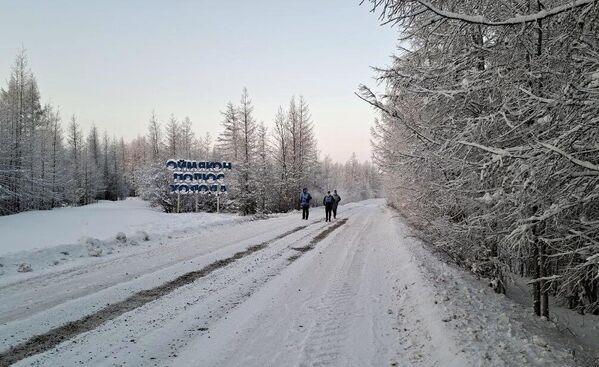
(0, 0, 397, 162)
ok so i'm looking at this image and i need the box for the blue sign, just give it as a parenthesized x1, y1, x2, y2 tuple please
(166, 159, 232, 194)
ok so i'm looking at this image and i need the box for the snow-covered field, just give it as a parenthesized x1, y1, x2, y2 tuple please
(0, 199, 596, 366)
(0, 198, 244, 255)
(0, 199, 242, 281)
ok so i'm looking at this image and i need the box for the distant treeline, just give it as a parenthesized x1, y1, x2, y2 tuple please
(0, 51, 382, 216)
(135, 87, 383, 214)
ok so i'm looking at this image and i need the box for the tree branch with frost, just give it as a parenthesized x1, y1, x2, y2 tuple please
(540, 142, 599, 172)
(457, 141, 528, 159)
(518, 194, 599, 226)
(416, 0, 594, 26)
(355, 85, 439, 145)
(518, 87, 556, 104)
(527, 275, 562, 284)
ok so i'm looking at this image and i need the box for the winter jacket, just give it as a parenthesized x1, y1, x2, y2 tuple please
(332, 193, 341, 208)
(323, 194, 335, 207)
(300, 192, 312, 208)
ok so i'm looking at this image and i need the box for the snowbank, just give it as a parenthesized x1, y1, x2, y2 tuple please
(0, 198, 237, 256)
(0, 198, 242, 278)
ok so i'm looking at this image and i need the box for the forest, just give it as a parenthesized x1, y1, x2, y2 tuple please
(0, 52, 382, 217)
(363, 0, 599, 316)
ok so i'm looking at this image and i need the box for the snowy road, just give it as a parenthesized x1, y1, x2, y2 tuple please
(0, 200, 592, 366)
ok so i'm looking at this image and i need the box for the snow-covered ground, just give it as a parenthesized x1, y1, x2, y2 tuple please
(0, 198, 243, 281)
(0, 198, 243, 256)
(506, 274, 599, 362)
(0, 199, 597, 366)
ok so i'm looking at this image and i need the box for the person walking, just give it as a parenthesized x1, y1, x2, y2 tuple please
(332, 189, 341, 219)
(300, 188, 312, 220)
(323, 191, 335, 222)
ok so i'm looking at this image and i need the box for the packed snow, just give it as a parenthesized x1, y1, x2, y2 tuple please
(0, 199, 596, 366)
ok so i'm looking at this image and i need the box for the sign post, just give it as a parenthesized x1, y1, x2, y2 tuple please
(165, 160, 231, 213)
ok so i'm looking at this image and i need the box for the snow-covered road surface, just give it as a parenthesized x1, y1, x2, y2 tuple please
(0, 200, 593, 366)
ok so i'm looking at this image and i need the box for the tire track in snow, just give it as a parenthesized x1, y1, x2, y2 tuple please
(297, 215, 372, 366)
(1, 213, 355, 367)
(288, 218, 348, 262)
(0, 216, 300, 323)
(0, 224, 309, 366)
(152, 218, 352, 366)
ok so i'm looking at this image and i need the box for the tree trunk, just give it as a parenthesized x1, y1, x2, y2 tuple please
(539, 240, 549, 318)
(532, 224, 541, 317)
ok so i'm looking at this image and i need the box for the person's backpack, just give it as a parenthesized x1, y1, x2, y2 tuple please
(325, 195, 333, 204)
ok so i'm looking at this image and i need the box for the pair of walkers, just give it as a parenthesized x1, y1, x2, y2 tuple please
(323, 190, 341, 222)
(299, 188, 341, 222)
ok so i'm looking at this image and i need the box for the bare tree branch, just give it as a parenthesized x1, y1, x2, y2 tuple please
(416, 0, 594, 26)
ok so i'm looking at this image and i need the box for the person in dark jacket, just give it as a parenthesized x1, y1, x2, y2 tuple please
(323, 191, 335, 222)
(332, 190, 341, 219)
(300, 188, 312, 220)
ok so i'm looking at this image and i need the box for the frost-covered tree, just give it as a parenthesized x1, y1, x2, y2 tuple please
(103, 137, 128, 201)
(313, 153, 382, 204)
(218, 102, 240, 161)
(235, 88, 259, 215)
(256, 122, 271, 213)
(84, 125, 101, 203)
(126, 135, 147, 197)
(180, 116, 195, 159)
(215, 89, 261, 214)
(271, 106, 294, 211)
(287, 96, 318, 207)
(47, 106, 65, 208)
(0, 51, 137, 214)
(164, 114, 179, 158)
(64, 115, 84, 205)
(364, 0, 599, 315)
(198, 132, 213, 160)
(0, 50, 44, 213)
(100, 131, 110, 199)
(147, 111, 162, 162)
